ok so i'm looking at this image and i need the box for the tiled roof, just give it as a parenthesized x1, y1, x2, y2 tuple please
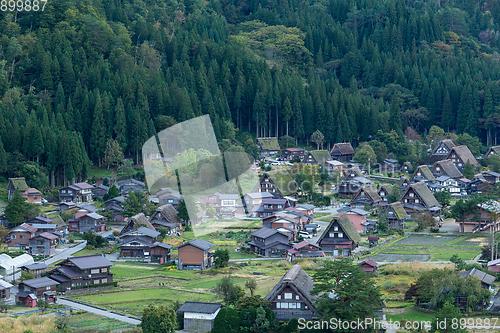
(359, 259, 378, 268)
(116, 178, 146, 188)
(251, 227, 284, 239)
(120, 226, 160, 239)
(36, 232, 58, 240)
(28, 223, 57, 229)
(460, 267, 495, 286)
(21, 263, 50, 271)
(21, 277, 59, 288)
(64, 254, 114, 269)
(13, 223, 37, 233)
(23, 188, 41, 195)
(82, 213, 104, 220)
(73, 182, 94, 190)
(177, 302, 222, 314)
(179, 239, 214, 251)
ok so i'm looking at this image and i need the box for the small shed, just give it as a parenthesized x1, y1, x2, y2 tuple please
(0, 279, 13, 299)
(368, 236, 379, 246)
(358, 259, 378, 273)
(177, 302, 222, 332)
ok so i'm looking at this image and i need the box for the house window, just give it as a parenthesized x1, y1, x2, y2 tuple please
(329, 232, 335, 238)
(404, 199, 408, 203)
(34, 197, 37, 200)
(277, 295, 281, 300)
(334, 227, 338, 231)
(278, 205, 282, 208)
(296, 295, 299, 300)
(62, 190, 66, 193)
(409, 193, 414, 197)
(20, 235, 24, 239)
(91, 269, 100, 274)
(11, 235, 16, 239)
(46, 286, 51, 290)
(284, 293, 292, 299)
(415, 199, 419, 204)
(436, 167, 440, 171)
(338, 233, 343, 238)
(101, 267, 108, 273)
(281, 302, 289, 308)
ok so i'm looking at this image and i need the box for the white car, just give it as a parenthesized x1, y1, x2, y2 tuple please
(299, 232, 313, 239)
(270, 162, 280, 166)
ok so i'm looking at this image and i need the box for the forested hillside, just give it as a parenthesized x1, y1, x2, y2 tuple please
(1, 0, 500, 187)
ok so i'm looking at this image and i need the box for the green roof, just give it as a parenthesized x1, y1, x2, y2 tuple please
(309, 150, 332, 165)
(8, 178, 29, 191)
(267, 170, 297, 196)
(319, 212, 361, 244)
(257, 137, 280, 151)
(414, 166, 435, 181)
(389, 202, 408, 219)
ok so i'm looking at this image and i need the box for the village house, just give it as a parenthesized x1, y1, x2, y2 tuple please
(302, 150, 332, 166)
(150, 204, 183, 230)
(485, 145, 500, 159)
(16, 277, 59, 305)
(281, 148, 305, 161)
(350, 185, 382, 209)
(49, 255, 114, 291)
(435, 176, 461, 195)
(345, 208, 369, 233)
(400, 162, 414, 174)
(317, 212, 361, 256)
(248, 227, 291, 257)
(177, 239, 214, 270)
(482, 170, 500, 184)
(337, 167, 373, 197)
(70, 213, 105, 233)
(324, 160, 344, 177)
(7, 177, 29, 200)
(381, 202, 408, 230)
(251, 198, 291, 218)
(59, 182, 94, 203)
(29, 233, 57, 256)
(92, 185, 109, 199)
(330, 143, 355, 162)
(0, 280, 12, 300)
(286, 241, 323, 262)
(252, 172, 298, 199)
(456, 200, 500, 233)
(358, 259, 378, 274)
(379, 158, 398, 174)
(410, 165, 436, 183)
(119, 213, 156, 236)
(431, 159, 463, 180)
(446, 145, 478, 172)
(398, 176, 410, 189)
(116, 178, 146, 196)
(265, 265, 317, 321)
(244, 192, 274, 210)
(177, 302, 222, 333)
(399, 181, 441, 216)
(377, 184, 391, 201)
(58, 202, 77, 211)
(429, 139, 456, 163)
(295, 204, 315, 217)
(118, 226, 160, 258)
(488, 258, 500, 273)
(27, 223, 57, 236)
(8, 223, 37, 249)
(156, 187, 181, 206)
(255, 137, 281, 158)
(460, 268, 495, 291)
(22, 188, 43, 204)
(74, 203, 99, 219)
(104, 196, 126, 221)
(20, 263, 50, 279)
(150, 242, 173, 264)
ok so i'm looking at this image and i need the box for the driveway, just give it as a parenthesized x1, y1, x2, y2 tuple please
(57, 298, 141, 326)
(42, 241, 87, 265)
(439, 218, 459, 233)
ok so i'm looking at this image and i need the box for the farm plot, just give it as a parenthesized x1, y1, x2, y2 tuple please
(370, 235, 482, 262)
(395, 235, 457, 245)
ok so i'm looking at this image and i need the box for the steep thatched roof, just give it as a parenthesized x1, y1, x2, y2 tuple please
(404, 181, 441, 208)
(256, 137, 280, 151)
(264, 265, 316, 308)
(413, 165, 435, 181)
(8, 178, 29, 192)
(434, 159, 463, 179)
(120, 213, 156, 236)
(319, 212, 361, 244)
(267, 171, 298, 196)
(331, 142, 355, 155)
(155, 204, 183, 225)
(308, 150, 332, 165)
(450, 145, 478, 166)
(388, 202, 408, 219)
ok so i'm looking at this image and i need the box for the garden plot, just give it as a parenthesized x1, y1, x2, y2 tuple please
(370, 254, 430, 262)
(395, 235, 457, 245)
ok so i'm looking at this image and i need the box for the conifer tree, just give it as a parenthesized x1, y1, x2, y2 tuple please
(90, 94, 106, 166)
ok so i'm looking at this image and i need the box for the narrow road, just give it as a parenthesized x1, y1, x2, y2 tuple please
(42, 241, 87, 265)
(57, 298, 141, 325)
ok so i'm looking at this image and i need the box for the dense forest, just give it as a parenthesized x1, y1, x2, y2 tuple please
(1, 0, 500, 187)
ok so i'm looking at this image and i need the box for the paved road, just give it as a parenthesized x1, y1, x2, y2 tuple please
(42, 241, 87, 265)
(57, 298, 141, 325)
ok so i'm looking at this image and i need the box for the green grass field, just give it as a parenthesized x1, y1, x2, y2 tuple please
(68, 312, 135, 332)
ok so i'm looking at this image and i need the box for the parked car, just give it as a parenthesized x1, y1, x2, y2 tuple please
(105, 235, 116, 241)
(299, 232, 313, 239)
